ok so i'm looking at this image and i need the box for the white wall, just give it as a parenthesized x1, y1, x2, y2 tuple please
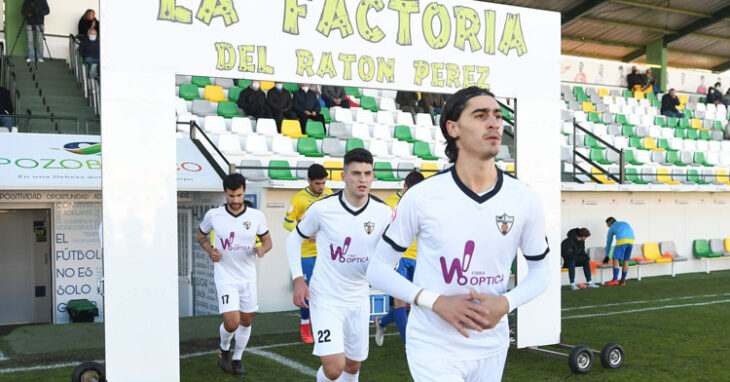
(42, 0, 99, 61)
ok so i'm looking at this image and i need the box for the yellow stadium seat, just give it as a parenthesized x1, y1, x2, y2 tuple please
(260, 81, 275, 90)
(633, 91, 644, 99)
(642, 137, 661, 151)
(421, 163, 439, 178)
(204, 85, 226, 102)
(690, 118, 702, 129)
(591, 167, 615, 184)
(323, 160, 343, 181)
(506, 164, 515, 174)
(581, 102, 595, 112)
(598, 88, 609, 97)
(281, 120, 304, 139)
(678, 95, 688, 104)
(715, 169, 730, 185)
(725, 238, 730, 253)
(657, 168, 680, 185)
(642, 243, 673, 264)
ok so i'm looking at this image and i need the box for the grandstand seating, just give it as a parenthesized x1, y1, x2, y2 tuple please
(693, 239, 725, 273)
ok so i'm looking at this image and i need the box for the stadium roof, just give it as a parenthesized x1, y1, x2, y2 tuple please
(485, 0, 730, 73)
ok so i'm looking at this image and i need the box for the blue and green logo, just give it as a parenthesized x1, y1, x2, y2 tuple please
(62, 142, 101, 155)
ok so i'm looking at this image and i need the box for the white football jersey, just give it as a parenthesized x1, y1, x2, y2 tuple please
(383, 167, 549, 360)
(199, 204, 269, 285)
(296, 191, 393, 306)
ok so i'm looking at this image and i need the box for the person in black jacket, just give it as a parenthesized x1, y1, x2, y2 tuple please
(80, 29, 99, 77)
(0, 86, 14, 129)
(626, 66, 643, 92)
(292, 84, 325, 134)
(267, 82, 297, 131)
(21, 0, 50, 63)
(707, 83, 729, 107)
(78, 9, 99, 37)
(660, 89, 684, 119)
(561, 228, 598, 290)
(237, 81, 272, 120)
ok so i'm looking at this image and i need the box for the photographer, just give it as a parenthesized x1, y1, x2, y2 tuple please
(21, 0, 50, 63)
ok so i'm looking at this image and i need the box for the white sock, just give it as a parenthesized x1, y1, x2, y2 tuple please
(301, 319, 310, 325)
(232, 325, 251, 360)
(219, 323, 235, 351)
(317, 366, 336, 382)
(337, 370, 359, 382)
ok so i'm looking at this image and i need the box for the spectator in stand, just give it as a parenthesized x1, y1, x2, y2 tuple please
(724, 88, 730, 106)
(292, 84, 325, 133)
(0, 86, 14, 129)
(21, 0, 50, 63)
(604, 217, 635, 286)
(561, 228, 598, 291)
(660, 89, 684, 118)
(267, 82, 297, 131)
(626, 66, 644, 92)
(706, 83, 728, 107)
(643, 68, 661, 94)
(320, 85, 350, 109)
(419, 92, 444, 118)
(77, 9, 99, 37)
(79, 29, 100, 78)
(237, 80, 272, 120)
(395, 90, 419, 117)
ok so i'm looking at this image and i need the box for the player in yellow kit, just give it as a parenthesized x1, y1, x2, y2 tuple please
(375, 170, 425, 346)
(283, 164, 332, 343)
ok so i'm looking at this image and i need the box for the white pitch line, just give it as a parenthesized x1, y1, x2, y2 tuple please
(248, 348, 317, 377)
(563, 298, 730, 319)
(562, 292, 730, 312)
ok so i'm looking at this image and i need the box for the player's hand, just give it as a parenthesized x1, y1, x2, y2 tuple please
(209, 248, 222, 262)
(468, 291, 509, 330)
(254, 246, 266, 258)
(432, 294, 492, 338)
(307, 233, 317, 243)
(293, 277, 309, 308)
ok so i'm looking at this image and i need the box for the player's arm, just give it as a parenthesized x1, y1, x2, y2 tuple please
(282, 197, 299, 232)
(605, 226, 615, 255)
(196, 228, 220, 262)
(254, 232, 272, 258)
(285, 206, 319, 308)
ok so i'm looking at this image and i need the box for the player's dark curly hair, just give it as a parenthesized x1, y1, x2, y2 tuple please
(223, 173, 246, 191)
(438, 87, 496, 163)
(307, 164, 328, 180)
(344, 147, 373, 168)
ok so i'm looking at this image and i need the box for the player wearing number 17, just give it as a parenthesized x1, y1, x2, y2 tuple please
(196, 173, 272, 376)
(368, 87, 551, 382)
(286, 148, 393, 382)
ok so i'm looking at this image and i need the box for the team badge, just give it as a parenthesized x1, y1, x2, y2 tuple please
(496, 214, 514, 236)
(243, 221, 251, 230)
(364, 221, 375, 234)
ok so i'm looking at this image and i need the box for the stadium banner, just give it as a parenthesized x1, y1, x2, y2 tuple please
(0, 133, 222, 191)
(157, 0, 560, 99)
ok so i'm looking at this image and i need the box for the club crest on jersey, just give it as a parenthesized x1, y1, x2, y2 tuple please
(243, 221, 251, 230)
(364, 221, 375, 234)
(496, 214, 514, 235)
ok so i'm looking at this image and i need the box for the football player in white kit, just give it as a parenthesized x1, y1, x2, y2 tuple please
(196, 173, 272, 376)
(368, 87, 551, 382)
(286, 148, 393, 382)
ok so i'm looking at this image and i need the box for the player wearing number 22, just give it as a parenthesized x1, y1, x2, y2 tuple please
(196, 173, 272, 376)
(286, 148, 392, 382)
(369, 87, 551, 382)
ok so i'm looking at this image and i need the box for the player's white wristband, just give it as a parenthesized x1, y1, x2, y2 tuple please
(416, 289, 440, 310)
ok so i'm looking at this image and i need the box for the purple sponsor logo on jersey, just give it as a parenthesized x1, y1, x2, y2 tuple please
(440, 241, 505, 286)
(220, 232, 236, 250)
(330, 237, 351, 262)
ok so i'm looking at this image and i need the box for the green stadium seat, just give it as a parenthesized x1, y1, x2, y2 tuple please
(674, 129, 686, 139)
(590, 148, 612, 165)
(621, 125, 635, 137)
(501, 106, 514, 121)
(686, 169, 709, 185)
(656, 138, 673, 151)
(645, 92, 655, 100)
(693, 152, 713, 167)
(654, 116, 666, 127)
(217, 101, 240, 118)
(345, 138, 365, 152)
(629, 136, 648, 150)
(665, 150, 686, 166)
(699, 130, 711, 141)
(191, 76, 211, 88)
(693, 239, 723, 258)
(686, 129, 699, 140)
(684, 109, 693, 118)
(572, 86, 585, 96)
(699, 97, 706, 104)
(238, 79, 252, 88)
(179, 83, 201, 101)
(394, 125, 415, 142)
(268, 160, 298, 180)
(413, 141, 439, 160)
(576, 93, 590, 103)
(652, 100, 662, 108)
(625, 167, 648, 184)
(616, 114, 633, 127)
(359, 96, 378, 111)
(584, 135, 603, 149)
(284, 83, 299, 93)
(587, 112, 601, 123)
(374, 162, 402, 181)
(624, 150, 643, 166)
(305, 121, 327, 139)
(297, 137, 325, 157)
(344, 87, 361, 97)
(320, 107, 332, 123)
(227, 87, 243, 103)
(712, 120, 724, 130)
(666, 117, 678, 128)
(678, 118, 690, 129)
(622, 90, 633, 98)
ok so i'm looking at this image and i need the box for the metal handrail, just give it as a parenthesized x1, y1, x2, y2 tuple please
(571, 120, 625, 184)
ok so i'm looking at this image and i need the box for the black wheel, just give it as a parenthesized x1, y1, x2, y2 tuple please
(71, 361, 105, 382)
(568, 345, 593, 374)
(600, 342, 625, 369)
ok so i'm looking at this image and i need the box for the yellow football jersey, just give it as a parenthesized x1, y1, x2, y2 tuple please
(384, 191, 417, 260)
(283, 186, 333, 258)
